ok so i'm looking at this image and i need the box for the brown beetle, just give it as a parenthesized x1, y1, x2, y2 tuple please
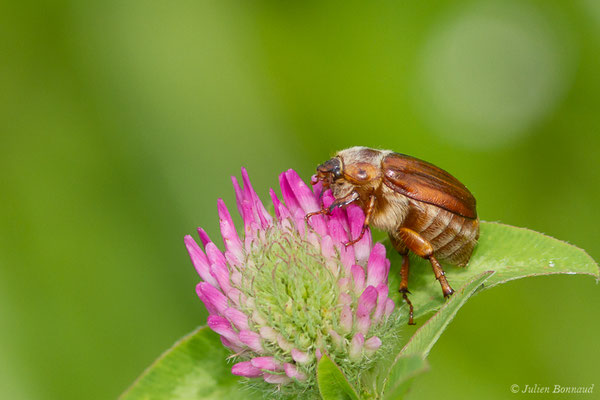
(306, 147, 479, 324)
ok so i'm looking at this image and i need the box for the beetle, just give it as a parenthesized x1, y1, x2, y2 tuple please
(306, 147, 479, 324)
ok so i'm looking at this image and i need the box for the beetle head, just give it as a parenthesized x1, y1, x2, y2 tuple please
(313, 157, 343, 188)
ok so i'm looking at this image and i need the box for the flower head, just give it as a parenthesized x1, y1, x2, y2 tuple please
(185, 168, 395, 395)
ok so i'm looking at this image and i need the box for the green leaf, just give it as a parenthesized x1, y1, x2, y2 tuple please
(378, 223, 598, 399)
(381, 355, 428, 400)
(385, 222, 599, 323)
(317, 353, 360, 400)
(120, 326, 260, 400)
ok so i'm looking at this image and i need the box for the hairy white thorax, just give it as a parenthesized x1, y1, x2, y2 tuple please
(336, 146, 391, 167)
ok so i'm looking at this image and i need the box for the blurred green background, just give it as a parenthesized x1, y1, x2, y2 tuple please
(1, 1, 599, 399)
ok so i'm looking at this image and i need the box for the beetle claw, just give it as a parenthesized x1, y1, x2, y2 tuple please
(343, 238, 360, 248)
(443, 287, 455, 298)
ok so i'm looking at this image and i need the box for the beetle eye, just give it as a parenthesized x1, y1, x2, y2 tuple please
(332, 167, 342, 180)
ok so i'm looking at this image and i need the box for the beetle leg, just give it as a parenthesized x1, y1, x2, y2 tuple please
(429, 255, 455, 297)
(400, 253, 416, 325)
(304, 208, 329, 225)
(398, 227, 455, 298)
(305, 191, 359, 227)
(330, 190, 360, 211)
(344, 194, 375, 248)
(389, 235, 415, 325)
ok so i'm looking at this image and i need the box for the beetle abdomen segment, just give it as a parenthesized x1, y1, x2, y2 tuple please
(400, 200, 479, 266)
